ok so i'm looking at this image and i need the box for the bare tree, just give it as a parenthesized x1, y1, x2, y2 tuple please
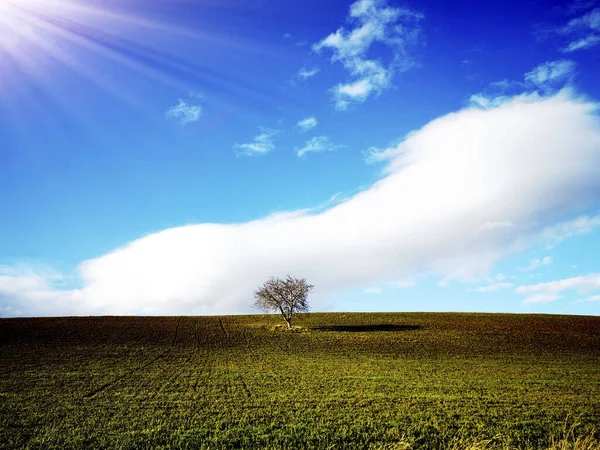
(253, 275, 313, 328)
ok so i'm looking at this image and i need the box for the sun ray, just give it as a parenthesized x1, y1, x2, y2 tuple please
(0, 0, 295, 136)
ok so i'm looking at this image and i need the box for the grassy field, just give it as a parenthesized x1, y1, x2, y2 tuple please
(1, 312, 599, 449)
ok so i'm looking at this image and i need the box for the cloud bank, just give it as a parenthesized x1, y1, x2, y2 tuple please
(2, 90, 600, 316)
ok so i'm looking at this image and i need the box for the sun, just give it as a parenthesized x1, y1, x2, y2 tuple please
(0, 0, 80, 75)
(0, 0, 157, 113)
(0, 0, 154, 130)
(0, 0, 236, 130)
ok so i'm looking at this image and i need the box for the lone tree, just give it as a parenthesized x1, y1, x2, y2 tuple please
(253, 275, 313, 328)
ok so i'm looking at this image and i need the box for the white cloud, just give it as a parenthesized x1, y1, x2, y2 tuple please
(363, 287, 382, 294)
(565, 1, 596, 15)
(314, 0, 423, 61)
(332, 60, 393, 110)
(298, 67, 320, 80)
(364, 145, 394, 163)
(564, 34, 600, 51)
(472, 61, 575, 109)
(3, 90, 600, 316)
(295, 136, 342, 158)
(188, 90, 204, 100)
(515, 273, 600, 304)
(516, 274, 600, 294)
(519, 256, 553, 272)
(522, 293, 562, 304)
(0, 268, 82, 317)
(562, 7, 600, 33)
(468, 93, 510, 109)
(557, 7, 600, 52)
(469, 282, 514, 293)
(524, 60, 576, 87)
(489, 79, 523, 90)
(0, 264, 64, 282)
(296, 116, 318, 132)
(313, 0, 423, 109)
(337, 78, 373, 98)
(582, 294, 600, 302)
(391, 279, 416, 288)
(234, 127, 279, 156)
(541, 214, 600, 247)
(166, 99, 202, 125)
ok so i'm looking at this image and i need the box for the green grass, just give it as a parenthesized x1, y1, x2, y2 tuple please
(1, 313, 599, 449)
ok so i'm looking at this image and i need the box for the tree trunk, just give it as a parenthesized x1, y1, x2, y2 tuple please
(285, 318, 292, 329)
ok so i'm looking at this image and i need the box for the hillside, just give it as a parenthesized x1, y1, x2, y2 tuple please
(1, 313, 599, 449)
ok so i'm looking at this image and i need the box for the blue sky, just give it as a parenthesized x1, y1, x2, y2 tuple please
(1, 0, 600, 317)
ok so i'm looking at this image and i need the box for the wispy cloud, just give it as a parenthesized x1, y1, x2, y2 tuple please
(565, 34, 600, 51)
(363, 145, 399, 163)
(313, 0, 424, 109)
(470, 61, 576, 109)
(392, 279, 416, 288)
(561, 7, 600, 32)
(564, 0, 596, 15)
(489, 79, 522, 90)
(521, 293, 562, 304)
(515, 273, 600, 304)
(297, 67, 320, 80)
(296, 116, 318, 132)
(295, 136, 342, 158)
(474, 58, 584, 113)
(363, 286, 382, 294)
(469, 282, 514, 293)
(234, 127, 279, 156)
(468, 93, 511, 109)
(524, 60, 576, 87)
(188, 90, 204, 99)
(166, 99, 202, 125)
(3, 91, 600, 316)
(519, 256, 553, 272)
(541, 215, 600, 247)
(555, 7, 600, 52)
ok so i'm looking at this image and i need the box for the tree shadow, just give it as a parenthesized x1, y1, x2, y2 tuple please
(313, 324, 421, 332)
